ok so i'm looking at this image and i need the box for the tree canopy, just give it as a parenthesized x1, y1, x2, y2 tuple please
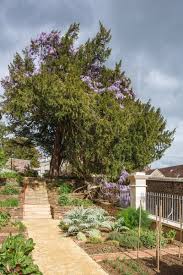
(1, 23, 174, 178)
(0, 122, 40, 168)
(3, 137, 40, 168)
(0, 123, 7, 168)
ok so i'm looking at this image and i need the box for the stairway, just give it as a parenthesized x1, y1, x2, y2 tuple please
(23, 181, 51, 219)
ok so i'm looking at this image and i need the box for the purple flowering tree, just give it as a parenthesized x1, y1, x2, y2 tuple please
(101, 170, 130, 207)
(1, 22, 137, 178)
(1, 22, 174, 179)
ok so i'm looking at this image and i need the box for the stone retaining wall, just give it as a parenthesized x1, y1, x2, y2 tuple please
(50, 205, 73, 219)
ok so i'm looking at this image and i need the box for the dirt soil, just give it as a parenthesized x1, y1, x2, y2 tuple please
(100, 254, 183, 275)
(79, 242, 125, 254)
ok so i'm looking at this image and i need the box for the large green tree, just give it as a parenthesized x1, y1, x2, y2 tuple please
(1, 23, 174, 178)
(3, 137, 40, 168)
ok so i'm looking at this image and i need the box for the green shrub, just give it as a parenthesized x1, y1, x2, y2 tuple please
(105, 240, 120, 247)
(0, 235, 42, 274)
(140, 229, 168, 248)
(0, 198, 19, 207)
(0, 212, 10, 228)
(165, 229, 176, 243)
(118, 207, 151, 229)
(77, 232, 87, 242)
(89, 237, 102, 244)
(107, 231, 124, 242)
(59, 220, 69, 231)
(60, 207, 114, 235)
(88, 229, 102, 242)
(23, 169, 38, 177)
(58, 194, 71, 206)
(108, 230, 140, 249)
(0, 170, 18, 179)
(113, 217, 130, 232)
(71, 198, 93, 207)
(58, 194, 93, 207)
(13, 221, 26, 233)
(0, 183, 20, 195)
(0, 171, 23, 185)
(58, 182, 73, 194)
(119, 231, 140, 249)
(140, 229, 156, 248)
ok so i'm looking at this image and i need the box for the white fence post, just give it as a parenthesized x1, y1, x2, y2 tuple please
(128, 172, 148, 210)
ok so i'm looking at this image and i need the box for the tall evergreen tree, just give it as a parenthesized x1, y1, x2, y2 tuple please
(1, 23, 174, 178)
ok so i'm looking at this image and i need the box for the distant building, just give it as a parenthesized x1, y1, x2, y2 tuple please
(6, 158, 31, 172)
(34, 157, 51, 177)
(146, 164, 183, 178)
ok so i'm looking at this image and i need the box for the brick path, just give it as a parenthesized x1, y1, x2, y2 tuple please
(24, 219, 107, 275)
(91, 245, 182, 262)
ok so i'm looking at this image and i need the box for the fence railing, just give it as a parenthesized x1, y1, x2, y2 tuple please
(146, 191, 183, 223)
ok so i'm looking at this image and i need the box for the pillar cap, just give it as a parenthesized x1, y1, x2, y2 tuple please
(128, 172, 149, 181)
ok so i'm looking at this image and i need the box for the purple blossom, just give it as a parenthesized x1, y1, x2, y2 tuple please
(26, 30, 135, 105)
(101, 170, 130, 207)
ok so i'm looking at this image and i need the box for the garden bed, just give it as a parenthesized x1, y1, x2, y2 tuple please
(0, 214, 27, 245)
(94, 199, 122, 217)
(0, 185, 24, 219)
(100, 254, 183, 274)
(78, 241, 125, 254)
(47, 180, 95, 219)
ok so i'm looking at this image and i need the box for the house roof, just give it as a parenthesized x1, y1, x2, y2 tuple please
(146, 164, 183, 178)
(6, 158, 30, 172)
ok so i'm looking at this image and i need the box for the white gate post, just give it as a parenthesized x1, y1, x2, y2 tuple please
(128, 172, 148, 210)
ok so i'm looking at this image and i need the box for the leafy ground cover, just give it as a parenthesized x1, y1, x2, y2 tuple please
(0, 235, 42, 274)
(0, 170, 23, 185)
(0, 211, 27, 244)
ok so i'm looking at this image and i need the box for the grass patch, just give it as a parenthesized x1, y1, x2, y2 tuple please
(0, 183, 20, 195)
(0, 198, 19, 207)
(0, 212, 10, 228)
(58, 194, 93, 207)
(0, 171, 23, 184)
(58, 182, 73, 194)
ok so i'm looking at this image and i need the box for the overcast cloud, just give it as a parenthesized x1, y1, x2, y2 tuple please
(0, 0, 182, 168)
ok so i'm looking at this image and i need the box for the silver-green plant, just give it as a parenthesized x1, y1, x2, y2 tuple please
(60, 206, 114, 235)
(113, 217, 130, 232)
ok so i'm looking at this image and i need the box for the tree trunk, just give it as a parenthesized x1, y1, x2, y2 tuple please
(49, 126, 62, 177)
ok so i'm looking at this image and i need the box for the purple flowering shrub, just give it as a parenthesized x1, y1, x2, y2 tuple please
(101, 170, 130, 207)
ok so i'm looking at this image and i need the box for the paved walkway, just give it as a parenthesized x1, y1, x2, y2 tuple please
(24, 219, 107, 275)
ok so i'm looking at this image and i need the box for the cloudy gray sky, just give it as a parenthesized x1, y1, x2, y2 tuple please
(0, 0, 182, 168)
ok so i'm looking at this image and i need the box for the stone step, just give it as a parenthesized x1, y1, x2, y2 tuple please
(25, 197, 48, 201)
(24, 203, 49, 206)
(24, 199, 49, 202)
(24, 204, 50, 208)
(24, 208, 50, 212)
(24, 211, 50, 214)
(24, 216, 52, 219)
(24, 199, 49, 201)
(24, 217, 52, 219)
(25, 197, 48, 200)
(24, 213, 51, 216)
(23, 180, 51, 219)
(24, 198, 48, 201)
(25, 192, 47, 196)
